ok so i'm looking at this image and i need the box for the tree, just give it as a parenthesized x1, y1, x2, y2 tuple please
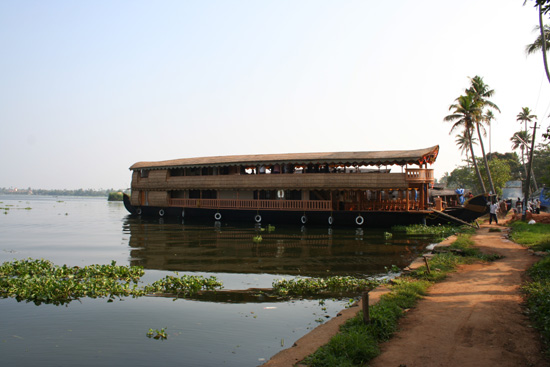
(511, 130, 532, 176)
(525, 25, 550, 55)
(446, 166, 477, 191)
(477, 157, 512, 197)
(487, 152, 523, 179)
(516, 107, 537, 133)
(466, 76, 500, 194)
(455, 128, 477, 167)
(532, 143, 550, 187)
(484, 110, 496, 156)
(524, 0, 550, 84)
(444, 93, 486, 192)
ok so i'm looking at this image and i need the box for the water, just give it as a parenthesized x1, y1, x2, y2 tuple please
(0, 195, 436, 366)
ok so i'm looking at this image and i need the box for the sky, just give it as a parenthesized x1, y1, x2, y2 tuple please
(1, 0, 549, 190)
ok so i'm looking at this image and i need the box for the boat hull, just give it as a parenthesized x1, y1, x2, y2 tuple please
(123, 194, 490, 228)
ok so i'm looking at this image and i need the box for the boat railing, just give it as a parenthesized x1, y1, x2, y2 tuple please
(169, 198, 332, 211)
(405, 169, 434, 183)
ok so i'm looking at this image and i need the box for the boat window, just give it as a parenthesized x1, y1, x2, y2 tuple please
(187, 168, 201, 176)
(169, 168, 185, 177)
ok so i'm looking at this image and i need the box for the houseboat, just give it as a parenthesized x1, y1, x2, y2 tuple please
(124, 145, 488, 227)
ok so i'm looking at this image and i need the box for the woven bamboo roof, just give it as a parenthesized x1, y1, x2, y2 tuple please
(129, 145, 439, 171)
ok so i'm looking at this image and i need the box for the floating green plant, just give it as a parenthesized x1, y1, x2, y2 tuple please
(0, 259, 222, 305)
(253, 235, 262, 243)
(144, 274, 223, 296)
(272, 276, 380, 297)
(146, 327, 167, 340)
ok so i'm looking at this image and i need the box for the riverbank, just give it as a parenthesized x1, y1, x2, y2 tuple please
(264, 219, 549, 366)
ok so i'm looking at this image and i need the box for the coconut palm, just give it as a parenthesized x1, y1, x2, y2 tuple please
(516, 107, 537, 133)
(484, 110, 495, 157)
(524, 1, 550, 84)
(525, 25, 550, 55)
(511, 130, 532, 177)
(445, 94, 486, 192)
(455, 128, 477, 168)
(466, 76, 500, 194)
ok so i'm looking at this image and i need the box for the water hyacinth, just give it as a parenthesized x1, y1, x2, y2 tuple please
(272, 276, 380, 297)
(0, 258, 222, 305)
(145, 274, 223, 296)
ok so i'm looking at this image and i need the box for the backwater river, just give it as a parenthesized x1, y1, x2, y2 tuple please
(0, 195, 437, 366)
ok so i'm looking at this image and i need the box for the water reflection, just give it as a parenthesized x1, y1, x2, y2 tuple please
(125, 216, 432, 277)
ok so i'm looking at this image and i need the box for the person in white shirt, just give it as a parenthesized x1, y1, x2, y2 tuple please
(489, 201, 499, 225)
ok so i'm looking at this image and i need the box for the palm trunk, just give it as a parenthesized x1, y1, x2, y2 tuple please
(539, 5, 550, 84)
(467, 128, 486, 193)
(476, 123, 495, 194)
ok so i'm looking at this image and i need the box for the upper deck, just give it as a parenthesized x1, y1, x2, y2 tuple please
(129, 146, 439, 191)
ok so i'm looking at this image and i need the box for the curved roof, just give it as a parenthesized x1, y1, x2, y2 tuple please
(129, 145, 439, 171)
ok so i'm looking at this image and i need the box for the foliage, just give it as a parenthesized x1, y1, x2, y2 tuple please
(509, 221, 550, 252)
(523, 256, 550, 354)
(146, 327, 168, 340)
(487, 152, 523, 180)
(391, 224, 474, 240)
(272, 276, 379, 297)
(446, 166, 477, 191)
(0, 188, 128, 197)
(533, 143, 550, 187)
(107, 192, 124, 201)
(0, 258, 224, 305)
(478, 157, 512, 196)
(144, 274, 223, 296)
(0, 259, 145, 305)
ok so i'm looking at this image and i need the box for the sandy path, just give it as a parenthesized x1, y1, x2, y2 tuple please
(369, 224, 547, 367)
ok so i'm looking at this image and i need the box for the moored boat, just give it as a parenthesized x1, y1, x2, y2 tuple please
(124, 146, 488, 227)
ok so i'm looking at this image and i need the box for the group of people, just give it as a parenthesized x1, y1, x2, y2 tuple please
(488, 197, 542, 225)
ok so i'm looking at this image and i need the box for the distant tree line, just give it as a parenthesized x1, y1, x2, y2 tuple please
(0, 188, 128, 197)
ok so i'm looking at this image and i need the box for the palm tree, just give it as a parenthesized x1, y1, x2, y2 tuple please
(445, 94, 486, 192)
(524, 1, 550, 84)
(516, 107, 537, 133)
(455, 128, 477, 168)
(466, 76, 500, 194)
(484, 110, 495, 157)
(511, 130, 539, 191)
(511, 130, 532, 177)
(525, 25, 550, 55)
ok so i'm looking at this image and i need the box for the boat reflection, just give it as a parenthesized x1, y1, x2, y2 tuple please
(124, 216, 431, 277)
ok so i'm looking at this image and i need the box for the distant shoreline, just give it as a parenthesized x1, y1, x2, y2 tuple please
(0, 189, 127, 198)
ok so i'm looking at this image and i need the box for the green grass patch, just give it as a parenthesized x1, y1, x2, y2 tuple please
(509, 222, 550, 252)
(511, 222, 550, 355)
(523, 256, 550, 355)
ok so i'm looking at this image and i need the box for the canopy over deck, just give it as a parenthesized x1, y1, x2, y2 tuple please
(130, 145, 439, 171)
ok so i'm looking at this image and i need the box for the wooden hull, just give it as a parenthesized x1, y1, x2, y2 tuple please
(125, 195, 431, 227)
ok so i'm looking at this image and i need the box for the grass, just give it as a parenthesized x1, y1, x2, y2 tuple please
(302, 233, 498, 366)
(509, 221, 550, 252)
(510, 221, 550, 355)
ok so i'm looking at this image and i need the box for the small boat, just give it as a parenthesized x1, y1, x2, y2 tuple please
(123, 145, 488, 227)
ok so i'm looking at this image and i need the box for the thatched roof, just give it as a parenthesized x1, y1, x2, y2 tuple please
(129, 145, 439, 171)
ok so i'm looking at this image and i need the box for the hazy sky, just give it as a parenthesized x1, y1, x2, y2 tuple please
(1, 0, 549, 190)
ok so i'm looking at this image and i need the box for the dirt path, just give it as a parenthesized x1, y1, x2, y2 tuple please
(369, 224, 547, 367)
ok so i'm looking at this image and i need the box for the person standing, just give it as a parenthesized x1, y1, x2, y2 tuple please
(489, 201, 499, 225)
